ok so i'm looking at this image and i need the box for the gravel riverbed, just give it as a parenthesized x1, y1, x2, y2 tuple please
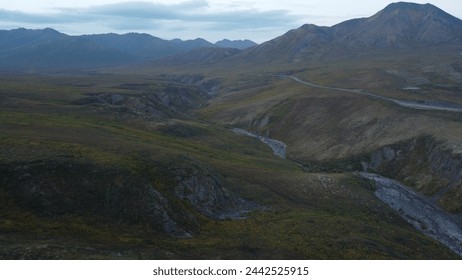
(359, 172, 462, 256)
(232, 128, 462, 255)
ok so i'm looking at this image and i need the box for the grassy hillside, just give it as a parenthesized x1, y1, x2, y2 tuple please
(0, 72, 458, 259)
(196, 51, 462, 214)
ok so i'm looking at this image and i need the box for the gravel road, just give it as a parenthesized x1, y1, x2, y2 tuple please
(282, 75, 462, 113)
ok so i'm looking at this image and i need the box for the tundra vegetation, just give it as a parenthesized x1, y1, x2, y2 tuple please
(1, 2, 462, 259)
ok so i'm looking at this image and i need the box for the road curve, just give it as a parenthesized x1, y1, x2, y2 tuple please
(281, 75, 462, 113)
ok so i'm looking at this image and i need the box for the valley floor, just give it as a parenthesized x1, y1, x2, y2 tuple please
(0, 71, 461, 259)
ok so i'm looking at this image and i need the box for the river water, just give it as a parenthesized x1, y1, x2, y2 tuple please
(231, 128, 286, 159)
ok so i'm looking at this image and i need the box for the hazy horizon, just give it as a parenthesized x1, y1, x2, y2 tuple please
(1, 0, 461, 44)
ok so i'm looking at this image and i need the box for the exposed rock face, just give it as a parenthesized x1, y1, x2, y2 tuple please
(364, 136, 462, 213)
(0, 160, 192, 236)
(73, 84, 208, 119)
(170, 158, 257, 219)
(0, 157, 256, 236)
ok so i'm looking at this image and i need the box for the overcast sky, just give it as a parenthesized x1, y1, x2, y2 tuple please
(1, 0, 461, 43)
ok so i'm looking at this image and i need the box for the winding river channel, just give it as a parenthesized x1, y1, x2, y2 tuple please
(231, 128, 287, 159)
(232, 128, 462, 256)
(359, 172, 462, 256)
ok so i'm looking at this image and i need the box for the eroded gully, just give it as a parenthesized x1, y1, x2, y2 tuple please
(232, 128, 462, 256)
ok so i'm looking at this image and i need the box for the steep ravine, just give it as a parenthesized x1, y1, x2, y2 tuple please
(233, 129, 462, 256)
(231, 128, 287, 159)
(363, 135, 462, 214)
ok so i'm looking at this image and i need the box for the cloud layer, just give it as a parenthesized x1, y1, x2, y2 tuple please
(0, 0, 305, 42)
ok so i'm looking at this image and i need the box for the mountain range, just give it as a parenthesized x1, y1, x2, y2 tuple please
(236, 2, 462, 65)
(2, 2, 461, 70)
(0, 28, 257, 69)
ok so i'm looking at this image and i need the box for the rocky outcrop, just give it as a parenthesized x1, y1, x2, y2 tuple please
(0, 160, 194, 236)
(162, 74, 222, 96)
(169, 157, 257, 219)
(73, 84, 208, 119)
(0, 157, 256, 237)
(363, 136, 462, 213)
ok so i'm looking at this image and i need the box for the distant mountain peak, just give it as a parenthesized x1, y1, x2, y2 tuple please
(42, 27, 61, 34)
(215, 39, 257, 49)
(384, 1, 433, 9)
(372, 1, 458, 22)
(10, 27, 63, 36)
(359, 2, 462, 46)
(240, 2, 462, 64)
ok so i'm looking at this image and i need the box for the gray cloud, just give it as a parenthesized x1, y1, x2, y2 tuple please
(75, 1, 207, 19)
(0, 1, 305, 42)
(0, 9, 70, 24)
(198, 9, 296, 29)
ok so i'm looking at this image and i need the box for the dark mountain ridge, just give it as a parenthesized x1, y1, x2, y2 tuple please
(215, 39, 258, 49)
(82, 33, 217, 60)
(1, 2, 461, 69)
(334, 2, 462, 48)
(0, 28, 62, 51)
(0, 28, 133, 69)
(240, 2, 462, 64)
(0, 28, 257, 69)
